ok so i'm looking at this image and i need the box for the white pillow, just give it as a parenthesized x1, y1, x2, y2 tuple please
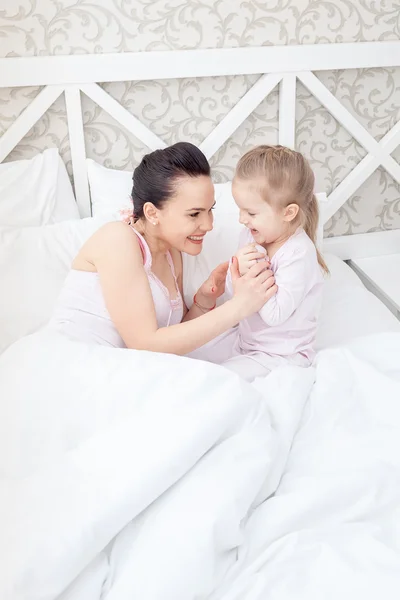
(0, 148, 80, 227)
(87, 159, 132, 218)
(0, 216, 111, 354)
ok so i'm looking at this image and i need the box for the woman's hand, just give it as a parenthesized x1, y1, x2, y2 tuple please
(230, 256, 277, 319)
(194, 261, 229, 309)
(236, 244, 268, 276)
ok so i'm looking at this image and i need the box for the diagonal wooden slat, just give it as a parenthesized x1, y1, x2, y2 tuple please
(200, 73, 282, 159)
(323, 123, 400, 223)
(0, 85, 65, 163)
(80, 83, 167, 152)
(298, 71, 400, 176)
(324, 154, 382, 223)
(298, 71, 377, 151)
(297, 71, 400, 223)
(374, 119, 400, 190)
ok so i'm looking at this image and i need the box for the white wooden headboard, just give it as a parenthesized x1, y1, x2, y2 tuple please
(1, 41, 399, 259)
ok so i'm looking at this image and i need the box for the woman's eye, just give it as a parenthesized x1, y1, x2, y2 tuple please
(190, 212, 200, 218)
(248, 213, 256, 217)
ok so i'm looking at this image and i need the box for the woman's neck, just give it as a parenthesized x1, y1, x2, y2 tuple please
(133, 221, 170, 258)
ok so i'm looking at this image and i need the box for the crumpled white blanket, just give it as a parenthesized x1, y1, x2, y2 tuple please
(0, 328, 313, 600)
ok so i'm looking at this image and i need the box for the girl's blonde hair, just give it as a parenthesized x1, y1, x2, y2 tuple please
(235, 145, 329, 273)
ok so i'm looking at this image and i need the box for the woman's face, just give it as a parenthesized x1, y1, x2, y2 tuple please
(155, 175, 215, 255)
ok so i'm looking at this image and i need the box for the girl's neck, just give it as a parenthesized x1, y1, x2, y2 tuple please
(262, 226, 300, 259)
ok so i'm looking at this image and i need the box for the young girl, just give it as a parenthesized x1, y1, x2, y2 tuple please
(190, 145, 328, 381)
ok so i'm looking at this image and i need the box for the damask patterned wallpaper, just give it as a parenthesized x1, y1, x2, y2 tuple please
(0, 0, 399, 236)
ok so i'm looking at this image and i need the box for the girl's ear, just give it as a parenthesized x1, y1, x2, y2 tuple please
(283, 203, 300, 222)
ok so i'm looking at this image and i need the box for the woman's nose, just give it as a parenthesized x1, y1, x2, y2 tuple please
(202, 212, 213, 232)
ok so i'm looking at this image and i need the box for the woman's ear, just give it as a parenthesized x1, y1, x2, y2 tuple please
(283, 203, 300, 223)
(143, 202, 158, 225)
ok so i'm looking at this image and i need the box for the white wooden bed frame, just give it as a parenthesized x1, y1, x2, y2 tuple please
(1, 41, 400, 260)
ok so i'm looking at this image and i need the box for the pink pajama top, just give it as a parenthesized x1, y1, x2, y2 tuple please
(225, 227, 324, 363)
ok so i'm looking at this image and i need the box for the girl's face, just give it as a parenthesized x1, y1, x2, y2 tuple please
(232, 177, 289, 245)
(153, 175, 215, 255)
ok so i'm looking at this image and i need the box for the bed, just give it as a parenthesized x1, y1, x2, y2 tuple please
(1, 42, 400, 600)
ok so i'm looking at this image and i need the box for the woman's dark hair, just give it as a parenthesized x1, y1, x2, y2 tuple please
(131, 142, 210, 221)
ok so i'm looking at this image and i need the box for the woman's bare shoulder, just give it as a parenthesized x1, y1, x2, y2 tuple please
(92, 220, 134, 242)
(73, 221, 141, 270)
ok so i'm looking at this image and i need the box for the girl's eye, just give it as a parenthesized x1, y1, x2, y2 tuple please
(248, 212, 256, 217)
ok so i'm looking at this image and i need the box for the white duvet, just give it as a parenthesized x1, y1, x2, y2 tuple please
(213, 333, 400, 600)
(1, 329, 400, 599)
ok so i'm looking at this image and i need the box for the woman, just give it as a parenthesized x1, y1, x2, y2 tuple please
(50, 142, 276, 355)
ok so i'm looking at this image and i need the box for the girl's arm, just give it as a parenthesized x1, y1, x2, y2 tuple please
(258, 250, 309, 327)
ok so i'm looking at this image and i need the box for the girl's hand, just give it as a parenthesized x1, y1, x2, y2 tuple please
(195, 261, 229, 309)
(236, 244, 268, 276)
(230, 256, 277, 319)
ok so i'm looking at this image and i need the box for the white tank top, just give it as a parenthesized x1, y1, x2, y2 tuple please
(49, 227, 184, 348)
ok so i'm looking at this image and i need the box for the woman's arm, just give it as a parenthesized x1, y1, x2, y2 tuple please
(93, 224, 235, 354)
(180, 229, 254, 323)
(93, 224, 275, 355)
(183, 296, 214, 322)
(168, 248, 218, 322)
(181, 262, 230, 323)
